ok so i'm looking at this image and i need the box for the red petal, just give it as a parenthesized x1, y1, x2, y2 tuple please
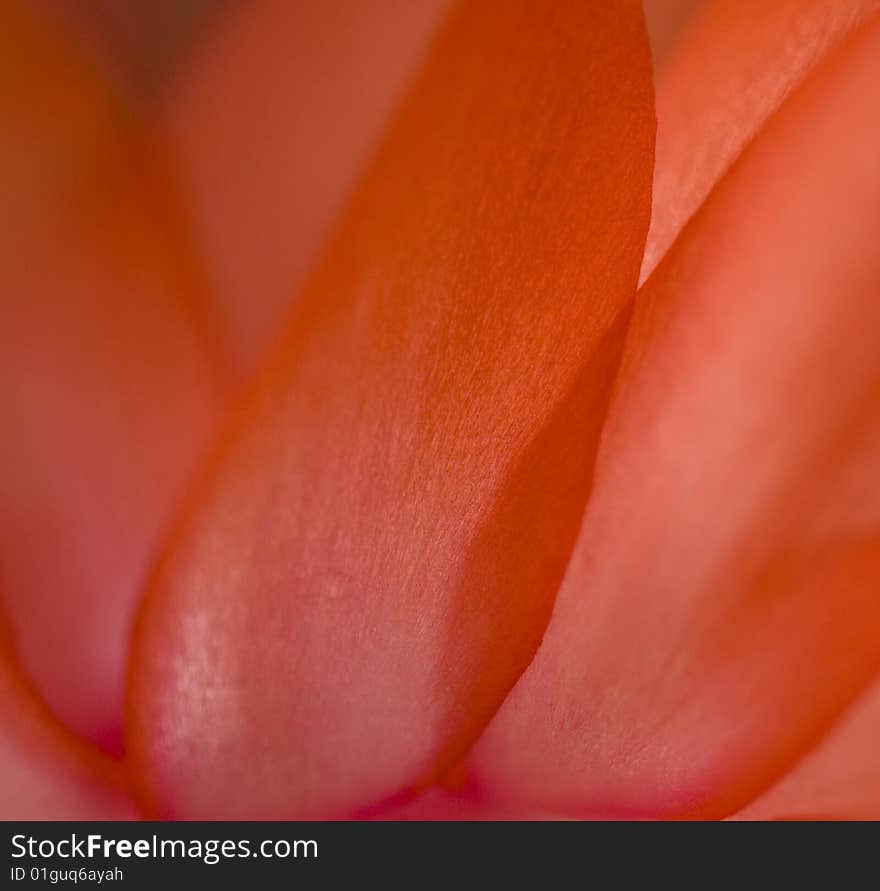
(127, 0, 655, 819)
(0, 0, 222, 750)
(469, 14, 880, 819)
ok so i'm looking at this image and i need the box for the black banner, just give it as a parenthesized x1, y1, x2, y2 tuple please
(3, 820, 877, 887)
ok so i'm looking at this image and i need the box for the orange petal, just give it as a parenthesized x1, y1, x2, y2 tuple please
(0, 0, 223, 750)
(468, 14, 880, 819)
(127, 0, 655, 819)
(160, 0, 453, 376)
(643, 0, 878, 281)
(0, 624, 136, 819)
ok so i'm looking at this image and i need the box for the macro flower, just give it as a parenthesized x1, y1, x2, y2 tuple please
(1, 0, 878, 820)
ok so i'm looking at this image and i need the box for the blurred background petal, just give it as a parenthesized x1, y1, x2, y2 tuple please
(643, 0, 704, 69)
(0, 0, 223, 753)
(158, 0, 452, 378)
(0, 621, 136, 818)
(37, 0, 228, 97)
